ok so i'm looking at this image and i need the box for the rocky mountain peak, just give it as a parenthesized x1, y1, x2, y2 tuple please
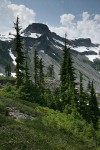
(72, 38, 92, 47)
(23, 23, 51, 36)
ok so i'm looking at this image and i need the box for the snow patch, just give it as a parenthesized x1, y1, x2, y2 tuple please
(73, 46, 89, 53)
(49, 39, 63, 50)
(86, 55, 100, 62)
(86, 46, 100, 54)
(54, 45, 62, 50)
(11, 73, 16, 78)
(29, 46, 33, 50)
(9, 49, 16, 65)
(0, 73, 5, 76)
(52, 53, 56, 56)
(29, 33, 42, 38)
(22, 32, 42, 38)
(0, 33, 14, 41)
(73, 45, 100, 61)
(47, 37, 49, 40)
(40, 50, 45, 53)
(73, 45, 100, 54)
(53, 38, 64, 45)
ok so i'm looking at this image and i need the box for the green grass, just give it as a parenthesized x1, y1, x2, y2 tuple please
(0, 95, 100, 150)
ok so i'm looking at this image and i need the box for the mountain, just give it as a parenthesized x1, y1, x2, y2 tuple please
(0, 23, 100, 91)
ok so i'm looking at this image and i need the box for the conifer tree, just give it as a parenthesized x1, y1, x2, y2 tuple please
(60, 36, 69, 94)
(87, 79, 91, 92)
(20, 60, 32, 100)
(79, 72, 84, 95)
(14, 17, 25, 88)
(67, 46, 76, 90)
(89, 81, 99, 129)
(5, 63, 11, 77)
(24, 61, 30, 84)
(60, 34, 76, 109)
(34, 49, 39, 85)
(39, 58, 45, 93)
(78, 72, 87, 119)
(47, 64, 54, 79)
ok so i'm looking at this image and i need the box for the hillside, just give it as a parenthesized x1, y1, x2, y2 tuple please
(0, 95, 100, 150)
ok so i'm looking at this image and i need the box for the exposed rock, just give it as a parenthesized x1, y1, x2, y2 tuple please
(81, 51, 97, 55)
(23, 23, 51, 35)
(7, 107, 31, 119)
(72, 38, 93, 47)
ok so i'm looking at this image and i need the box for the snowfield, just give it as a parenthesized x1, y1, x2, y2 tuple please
(72, 45, 100, 62)
(22, 32, 42, 38)
(86, 55, 100, 62)
(0, 33, 14, 41)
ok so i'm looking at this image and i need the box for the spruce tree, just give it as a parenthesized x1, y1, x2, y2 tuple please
(5, 63, 11, 77)
(14, 17, 25, 88)
(67, 47, 76, 90)
(60, 36, 69, 94)
(78, 72, 87, 119)
(79, 72, 84, 95)
(24, 61, 30, 84)
(87, 79, 91, 92)
(39, 58, 45, 93)
(89, 81, 99, 129)
(47, 64, 54, 79)
(34, 49, 39, 85)
(60, 34, 76, 109)
(20, 60, 32, 100)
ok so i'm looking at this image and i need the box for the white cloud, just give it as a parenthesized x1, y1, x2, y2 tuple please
(82, 12, 90, 21)
(60, 14, 75, 26)
(0, 0, 36, 34)
(50, 12, 100, 43)
(94, 14, 100, 22)
(8, 4, 36, 28)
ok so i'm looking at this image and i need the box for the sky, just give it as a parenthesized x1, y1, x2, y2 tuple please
(0, 0, 100, 43)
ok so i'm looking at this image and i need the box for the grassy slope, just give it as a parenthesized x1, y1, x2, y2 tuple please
(0, 95, 100, 150)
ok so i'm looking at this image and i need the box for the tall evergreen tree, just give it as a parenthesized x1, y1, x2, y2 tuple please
(39, 58, 45, 93)
(47, 64, 54, 79)
(5, 63, 11, 77)
(79, 72, 84, 95)
(34, 49, 39, 85)
(14, 17, 25, 88)
(78, 72, 87, 119)
(89, 81, 99, 129)
(67, 47, 76, 90)
(60, 34, 76, 109)
(19, 60, 32, 101)
(24, 61, 30, 84)
(87, 79, 91, 92)
(60, 36, 69, 94)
